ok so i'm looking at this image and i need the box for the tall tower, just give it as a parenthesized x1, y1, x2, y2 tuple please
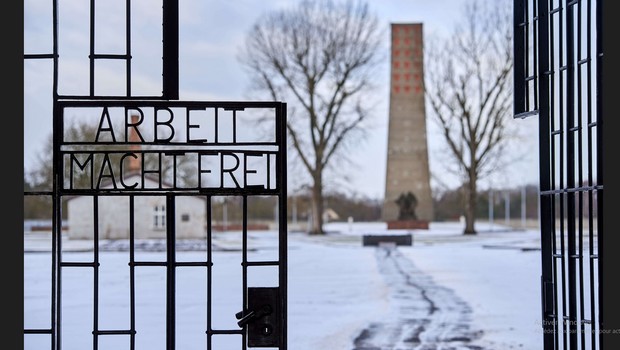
(382, 23, 434, 222)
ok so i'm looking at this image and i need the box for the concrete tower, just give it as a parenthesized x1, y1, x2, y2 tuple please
(382, 23, 434, 222)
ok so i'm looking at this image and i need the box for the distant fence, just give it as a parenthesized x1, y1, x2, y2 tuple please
(24, 220, 68, 232)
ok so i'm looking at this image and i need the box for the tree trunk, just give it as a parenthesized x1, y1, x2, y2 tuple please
(463, 176, 477, 235)
(310, 175, 325, 235)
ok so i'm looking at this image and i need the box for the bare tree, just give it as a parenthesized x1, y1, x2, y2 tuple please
(238, 0, 383, 234)
(425, 0, 514, 234)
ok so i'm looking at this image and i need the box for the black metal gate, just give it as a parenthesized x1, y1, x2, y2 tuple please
(514, 0, 603, 349)
(24, 1, 287, 349)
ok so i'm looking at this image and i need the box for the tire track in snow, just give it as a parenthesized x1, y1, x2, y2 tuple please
(352, 245, 485, 350)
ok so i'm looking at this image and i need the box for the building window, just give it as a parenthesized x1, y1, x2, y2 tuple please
(154, 205, 166, 230)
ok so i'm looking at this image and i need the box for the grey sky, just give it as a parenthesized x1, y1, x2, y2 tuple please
(24, 0, 539, 199)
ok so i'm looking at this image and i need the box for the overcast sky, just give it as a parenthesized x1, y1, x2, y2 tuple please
(23, 0, 540, 199)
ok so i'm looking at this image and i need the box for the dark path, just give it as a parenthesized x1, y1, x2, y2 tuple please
(352, 246, 486, 350)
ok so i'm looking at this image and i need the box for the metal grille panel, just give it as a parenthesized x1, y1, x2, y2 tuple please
(24, 1, 288, 349)
(514, 0, 603, 349)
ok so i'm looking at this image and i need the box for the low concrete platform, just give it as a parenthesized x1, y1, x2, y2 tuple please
(362, 234, 413, 246)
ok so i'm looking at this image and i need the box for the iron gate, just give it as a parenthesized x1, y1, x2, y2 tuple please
(24, 1, 288, 349)
(514, 0, 603, 349)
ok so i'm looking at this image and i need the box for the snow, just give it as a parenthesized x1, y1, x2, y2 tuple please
(24, 221, 544, 349)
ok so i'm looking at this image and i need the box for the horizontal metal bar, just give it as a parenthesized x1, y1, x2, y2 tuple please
(553, 254, 563, 258)
(57, 99, 286, 108)
(57, 95, 166, 100)
(62, 141, 279, 147)
(175, 262, 212, 267)
(569, 126, 580, 132)
(514, 110, 540, 119)
(90, 54, 131, 59)
(540, 185, 603, 195)
(61, 188, 281, 196)
(591, 254, 598, 259)
(578, 58, 590, 65)
(551, 130, 563, 135)
(517, 21, 529, 27)
(207, 329, 244, 335)
(583, 319, 592, 324)
(560, 65, 568, 71)
(24, 329, 52, 334)
(131, 262, 167, 267)
(569, 254, 581, 259)
(568, 0, 580, 6)
(24, 191, 54, 196)
(588, 122, 598, 127)
(61, 262, 99, 267)
(550, 7, 563, 15)
(525, 75, 537, 82)
(24, 54, 56, 59)
(94, 330, 136, 335)
(542, 70, 554, 76)
(243, 261, 280, 267)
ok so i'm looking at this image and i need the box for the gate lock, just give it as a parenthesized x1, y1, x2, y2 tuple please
(236, 287, 280, 347)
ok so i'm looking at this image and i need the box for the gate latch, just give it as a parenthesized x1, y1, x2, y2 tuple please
(236, 287, 280, 347)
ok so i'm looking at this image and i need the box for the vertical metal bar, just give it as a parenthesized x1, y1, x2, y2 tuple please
(242, 195, 248, 350)
(166, 195, 176, 350)
(206, 196, 212, 350)
(243, 194, 248, 350)
(525, 0, 531, 110)
(588, 150, 596, 350)
(52, 195, 59, 350)
(595, 0, 604, 348)
(585, 0, 597, 347)
(53, 0, 59, 100)
(93, 195, 100, 350)
(233, 110, 237, 143)
(575, 1, 586, 348)
(565, 0, 577, 347)
(278, 103, 288, 350)
(126, 0, 131, 96)
(162, 0, 179, 100)
(536, 0, 555, 348)
(129, 196, 136, 350)
(89, 0, 95, 96)
(548, 0, 560, 343)
(558, 2, 568, 347)
(53, 101, 62, 350)
(214, 108, 219, 144)
(533, 0, 539, 110)
(267, 153, 271, 191)
(514, 0, 527, 115)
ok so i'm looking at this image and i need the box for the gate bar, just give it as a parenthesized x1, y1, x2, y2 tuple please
(278, 103, 288, 349)
(534, 0, 555, 348)
(130, 196, 137, 350)
(596, 0, 606, 348)
(566, 1, 578, 347)
(162, 0, 179, 100)
(166, 195, 176, 350)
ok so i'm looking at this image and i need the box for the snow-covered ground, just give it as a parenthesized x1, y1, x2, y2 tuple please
(24, 221, 544, 349)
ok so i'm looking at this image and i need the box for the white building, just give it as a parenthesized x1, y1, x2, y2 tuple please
(66, 173, 207, 240)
